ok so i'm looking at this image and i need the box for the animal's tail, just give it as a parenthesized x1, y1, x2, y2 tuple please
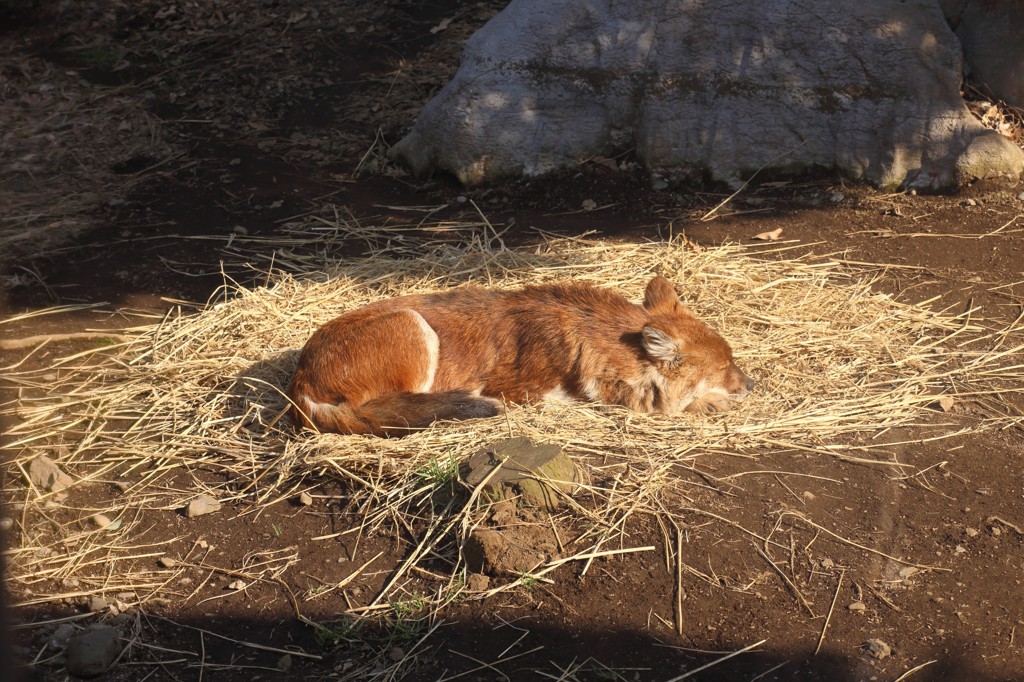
(292, 390, 502, 437)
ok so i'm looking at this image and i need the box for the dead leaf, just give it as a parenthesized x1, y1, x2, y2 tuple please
(938, 396, 955, 412)
(752, 228, 783, 241)
(430, 17, 453, 34)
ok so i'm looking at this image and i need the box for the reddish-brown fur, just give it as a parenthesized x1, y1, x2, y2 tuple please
(288, 276, 754, 436)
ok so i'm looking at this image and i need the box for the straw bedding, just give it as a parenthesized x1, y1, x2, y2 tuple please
(3, 224, 1021, 610)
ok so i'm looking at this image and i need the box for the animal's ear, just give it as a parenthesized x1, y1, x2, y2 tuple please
(643, 276, 693, 317)
(642, 325, 683, 365)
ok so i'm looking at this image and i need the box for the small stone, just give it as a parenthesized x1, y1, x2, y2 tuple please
(802, 491, 816, 501)
(231, 225, 249, 236)
(954, 545, 966, 554)
(28, 455, 74, 492)
(821, 558, 835, 569)
(158, 557, 177, 569)
(227, 580, 246, 590)
(965, 527, 979, 537)
(277, 654, 293, 671)
(0, 517, 13, 530)
(898, 566, 918, 579)
(991, 526, 1002, 537)
(91, 514, 112, 529)
(581, 198, 597, 211)
(389, 647, 405, 662)
(467, 572, 490, 592)
(49, 623, 77, 649)
(652, 177, 669, 190)
(66, 624, 122, 678)
(1017, 191, 1024, 202)
(184, 495, 221, 518)
(88, 596, 109, 612)
(960, 198, 977, 207)
(848, 601, 867, 612)
(863, 638, 892, 660)
(298, 491, 313, 506)
(455, 195, 468, 204)
(829, 192, 845, 203)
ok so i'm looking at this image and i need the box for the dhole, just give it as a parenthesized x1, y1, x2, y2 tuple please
(289, 276, 753, 436)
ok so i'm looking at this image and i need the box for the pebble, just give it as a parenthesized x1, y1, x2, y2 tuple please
(66, 624, 123, 678)
(455, 195, 468, 204)
(185, 495, 221, 518)
(231, 225, 249, 236)
(863, 638, 892, 660)
(28, 455, 74, 493)
(848, 601, 866, 612)
(965, 527, 979, 537)
(1018, 191, 1024, 202)
(88, 595, 109, 612)
(960, 198, 977, 207)
(298, 491, 313, 506)
(829, 192, 845, 203)
(49, 623, 78, 650)
(158, 557, 177, 569)
(91, 514, 112, 529)
(898, 566, 918, 579)
(0, 517, 13, 531)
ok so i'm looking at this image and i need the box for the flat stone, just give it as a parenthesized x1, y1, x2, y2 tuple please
(66, 624, 122, 678)
(28, 455, 74, 493)
(461, 437, 581, 510)
(87, 595, 109, 612)
(863, 638, 892, 660)
(184, 494, 221, 518)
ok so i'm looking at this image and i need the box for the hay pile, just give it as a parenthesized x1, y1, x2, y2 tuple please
(4, 224, 1022, 617)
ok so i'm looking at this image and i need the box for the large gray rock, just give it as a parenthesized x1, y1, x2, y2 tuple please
(954, 2, 1024, 109)
(392, 0, 1024, 190)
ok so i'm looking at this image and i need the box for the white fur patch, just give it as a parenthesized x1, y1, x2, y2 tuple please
(301, 396, 333, 424)
(402, 309, 439, 393)
(581, 378, 602, 403)
(632, 368, 670, 412)
(543, 385, 576, 403)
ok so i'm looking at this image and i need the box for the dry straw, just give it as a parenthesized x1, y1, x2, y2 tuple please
(3, 217, 1023, 625)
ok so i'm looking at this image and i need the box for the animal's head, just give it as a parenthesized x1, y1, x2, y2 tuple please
(640, 276, 754, 413)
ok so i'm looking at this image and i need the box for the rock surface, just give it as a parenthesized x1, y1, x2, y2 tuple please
(184, 494, 221, 517)
(462, 437, 581, 510)
(953, 2, 1024, 109)
(65, 624, 122, 678)
(28, 455, 74, 492)
(392, 0, 1024, 190)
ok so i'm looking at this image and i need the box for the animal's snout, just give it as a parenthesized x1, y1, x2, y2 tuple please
(742, 374, 755, 393)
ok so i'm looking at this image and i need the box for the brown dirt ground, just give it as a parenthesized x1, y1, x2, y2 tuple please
(2, 1, 1024, 680)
